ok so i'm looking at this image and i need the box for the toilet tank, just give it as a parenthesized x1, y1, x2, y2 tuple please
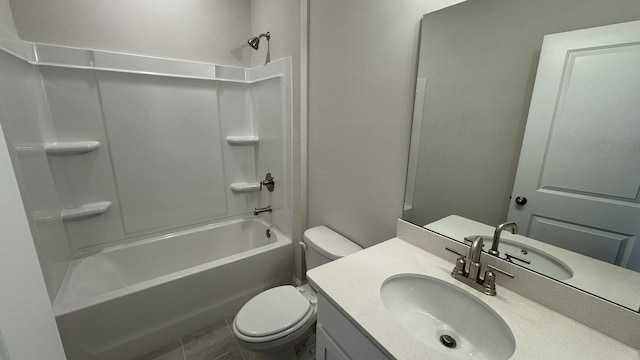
(303, 226, 363, 270)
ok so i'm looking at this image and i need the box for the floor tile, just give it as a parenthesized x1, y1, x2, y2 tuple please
(224, 314, 236, 326)
(183, 320, 238, 360)
(237, 347, 258, 360)
(131, 340, 185, 360)
(214, 349, 244, 360)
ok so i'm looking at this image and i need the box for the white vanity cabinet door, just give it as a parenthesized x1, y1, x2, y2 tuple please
(316, 293, 391, 360)
(316, 324, 351, 360)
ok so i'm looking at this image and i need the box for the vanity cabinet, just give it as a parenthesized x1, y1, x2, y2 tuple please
(316, 293, 390, 360)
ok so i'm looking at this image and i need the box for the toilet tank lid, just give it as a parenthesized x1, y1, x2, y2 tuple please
(304, 226, 363, 260)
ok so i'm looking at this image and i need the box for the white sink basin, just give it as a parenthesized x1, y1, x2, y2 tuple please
(381, 274, 515, 360)
(469, 235, 573, 280)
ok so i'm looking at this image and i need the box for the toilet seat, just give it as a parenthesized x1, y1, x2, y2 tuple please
(234, 285, 316, 343)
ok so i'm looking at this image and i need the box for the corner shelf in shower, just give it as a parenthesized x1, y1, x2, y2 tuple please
(230, 182, 261, 193)
(61, 201, 112, 221)
(44, 141, 101, 155)
(226, 136, 259, 146)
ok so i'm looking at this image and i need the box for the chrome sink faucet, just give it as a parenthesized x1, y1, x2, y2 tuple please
(488, 221, 518, 257)
(467, 235, 484, 281)
(446, 236, 513, 296)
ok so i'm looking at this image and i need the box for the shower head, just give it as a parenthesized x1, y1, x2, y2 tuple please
(247, 36, 260, 50)
(248, 32, 270, 50)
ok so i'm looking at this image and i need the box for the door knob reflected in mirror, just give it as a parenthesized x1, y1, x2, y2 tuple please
(515, 196, 527, 206)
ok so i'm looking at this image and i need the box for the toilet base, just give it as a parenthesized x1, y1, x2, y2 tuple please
(242, 347, 298, 360)
(296, 333, 316, 360)
(237, 325, 315, 360)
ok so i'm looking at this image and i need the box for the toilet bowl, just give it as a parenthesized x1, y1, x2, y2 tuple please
(232, 226, 362, 360)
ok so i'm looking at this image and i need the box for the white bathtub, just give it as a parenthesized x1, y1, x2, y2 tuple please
(53, 217, 293, 360)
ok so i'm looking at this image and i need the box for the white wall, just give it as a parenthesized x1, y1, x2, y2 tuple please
(9, 0, 253, 66)
(307, 0, 463, 247)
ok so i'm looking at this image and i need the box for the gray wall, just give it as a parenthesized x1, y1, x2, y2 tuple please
(9, 0, 253, 66)
(307, 0, 464, 248)
(411, 0, 640, 227)
(0, 0, 16, 36)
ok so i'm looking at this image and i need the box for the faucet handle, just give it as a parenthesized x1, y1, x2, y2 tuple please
(504, 253, 531, 265)
(486, 264, 514, 278)
(260, 173, 275, 192)
(482, 265, 514, 296)
(445, 248, 467, 276)
(445, 247, 466, 258)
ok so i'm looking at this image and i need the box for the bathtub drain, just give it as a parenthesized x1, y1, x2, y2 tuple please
(266, 229, 272, 238)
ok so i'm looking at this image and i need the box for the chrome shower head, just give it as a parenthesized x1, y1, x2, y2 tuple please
(247, 32, 270, 50)
(248, 36, 260, 50)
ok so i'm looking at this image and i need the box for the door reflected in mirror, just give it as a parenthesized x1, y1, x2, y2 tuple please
(404, 0, 640, 311)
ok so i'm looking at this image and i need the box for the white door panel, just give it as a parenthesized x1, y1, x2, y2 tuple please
(528, 216, 633, 264)
(509, 20, 640, 270)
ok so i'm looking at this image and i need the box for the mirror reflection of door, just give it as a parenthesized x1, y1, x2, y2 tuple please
(509, 21, 640, 271)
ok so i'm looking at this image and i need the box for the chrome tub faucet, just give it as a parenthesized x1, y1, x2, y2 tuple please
(254, 205, 272, 216)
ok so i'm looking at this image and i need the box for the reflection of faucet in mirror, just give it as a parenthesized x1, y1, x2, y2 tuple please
(489, 222, 518, 257)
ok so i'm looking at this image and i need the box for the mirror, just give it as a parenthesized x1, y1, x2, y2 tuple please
(404, 0, 640, 311)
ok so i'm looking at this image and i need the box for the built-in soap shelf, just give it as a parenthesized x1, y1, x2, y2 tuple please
(226, 136, 259, 146)
(44, 141, 101, 155)
(61, 201, 112, 221)
(230, 182, 261, 193)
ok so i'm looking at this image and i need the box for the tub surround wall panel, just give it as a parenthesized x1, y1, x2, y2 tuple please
(218, 82, 259, 216)
(98, 72, 228, 234)
(0, 50, 71, 300)
(2, 44, 293, 254)
(41, 68, 107, 209)
(39, 67, 128, 252)
(242, 58, 294, 239)
(252, 68, 292, 237)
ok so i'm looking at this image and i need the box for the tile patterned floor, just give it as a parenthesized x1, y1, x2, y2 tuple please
(132, 317, 253, 360)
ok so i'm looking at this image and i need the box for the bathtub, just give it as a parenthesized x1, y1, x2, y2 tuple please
(53, 217, 293, 360)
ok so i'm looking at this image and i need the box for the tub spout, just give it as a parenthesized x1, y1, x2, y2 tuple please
(254, 206, 272, 216)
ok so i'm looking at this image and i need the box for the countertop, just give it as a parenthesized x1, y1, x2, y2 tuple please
(307, 238, 639, 359)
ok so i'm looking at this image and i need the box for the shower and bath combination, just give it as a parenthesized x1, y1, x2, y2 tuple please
(248, 31, 271, 63)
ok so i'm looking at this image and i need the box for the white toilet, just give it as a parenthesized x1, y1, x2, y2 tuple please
(232, 226, 362, 360)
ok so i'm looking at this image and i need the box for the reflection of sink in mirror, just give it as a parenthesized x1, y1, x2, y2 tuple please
(467, 235, 573, 280)
(381, 274, 515, 360)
